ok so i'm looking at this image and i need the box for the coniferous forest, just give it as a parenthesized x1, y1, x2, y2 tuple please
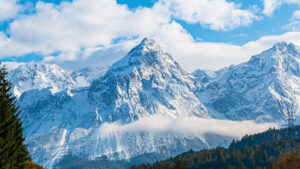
(130, 126, 300, 169)
(54, 125, 300, 169)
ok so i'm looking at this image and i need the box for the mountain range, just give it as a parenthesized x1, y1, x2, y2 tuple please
(194, 42, 300, 122)
(3, 38, 300, 168)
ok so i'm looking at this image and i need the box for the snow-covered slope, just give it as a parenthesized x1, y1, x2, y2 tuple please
(88, 38, 209, 123)
(19, 38, 212, 168)
(12, 39, 300, 168)
(1, 62, 26, 71)
(70, 67, 107, 87)
(2, 62, 107, 98)
(193, 42, 300, 122)
(6, 63, 78, 98)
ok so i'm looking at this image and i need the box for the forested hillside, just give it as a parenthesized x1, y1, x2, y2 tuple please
(131, 126, 300, 169)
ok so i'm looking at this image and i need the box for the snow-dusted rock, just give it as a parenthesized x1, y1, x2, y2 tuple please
(193, 42, 300, 122)
(6, 63, 78, 98)
(9, 39, 300, 168)
(88, 38, 209, 123)
(71, 67, 107, 87)
(19, 38, 211, 168)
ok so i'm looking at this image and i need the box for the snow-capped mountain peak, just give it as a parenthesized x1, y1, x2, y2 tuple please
(87, 38, 208, 123)
(108, 37, 179, 76)
(130, 37, 164, 54)
(272, 42, 298, 53)
(193, 42, 300, 122)
(11, 39, 300, 168)
(132, 37, 172, 63)
(7, 62, 78, 98)
(269, 42, 298, 59)
(250, 42, 298, 61)
(247, 41, 300, 74)
(137, 37, 161, 50)
(18, 38, 211, 168)
(1, 62, 26, 71)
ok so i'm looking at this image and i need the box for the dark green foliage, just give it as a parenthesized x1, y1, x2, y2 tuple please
(175, 159, 186, 169)
(0, 63, 30, 169)
(130, 126, 300, 169)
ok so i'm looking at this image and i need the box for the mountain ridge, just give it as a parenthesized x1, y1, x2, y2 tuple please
(193, 41, 300, 122)
(17, 38, 217, 168)
(1, 38, 299, 168)
(88, 37, 209, 123)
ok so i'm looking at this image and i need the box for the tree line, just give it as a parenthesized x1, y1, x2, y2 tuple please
(131, 126, 300, 169)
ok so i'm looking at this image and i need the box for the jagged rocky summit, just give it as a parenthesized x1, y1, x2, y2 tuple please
(16, 38, 214, 168)
(193, 42, 300, 122)
(4, 38, 300, 168)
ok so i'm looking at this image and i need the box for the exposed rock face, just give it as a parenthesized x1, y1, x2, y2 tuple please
(88, 38, 209, 123)
(193, 42, 300, 122)
(6, 39, 300, 168)
(18, 38, 211, 168)
(6, 63, 78, 98)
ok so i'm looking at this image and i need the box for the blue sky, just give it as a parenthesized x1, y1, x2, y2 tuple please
(116, 0, 298, 45)
(1, 0, 300, 71)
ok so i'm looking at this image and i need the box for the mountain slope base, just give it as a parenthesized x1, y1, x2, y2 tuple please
(131, 126, 300, 169)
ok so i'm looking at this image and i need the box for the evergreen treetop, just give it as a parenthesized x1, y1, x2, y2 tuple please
(0, 63, 31, 169)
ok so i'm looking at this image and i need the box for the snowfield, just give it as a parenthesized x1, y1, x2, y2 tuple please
(3, 38, 300, 168)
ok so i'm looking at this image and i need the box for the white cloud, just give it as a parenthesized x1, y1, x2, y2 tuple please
(283, 21, 300, 31)
(47, 28, 300, 72)
(242, 31, 300, 50)
(262, 0, 300, 16)
(283, 10, 300, 31)
(0, 0, 21, 21)
(0, 0, 260, 71)
(292, 10, 300, 20)
(262, 0, 282, 16)
(145, 21, 249, 71)
(100, 115, 277, 139)
(0, 0, 170, 57)
(46, 21, 254, 71)
(156, 30, 300, 71)
(0, 0, 258, 56)
(146, 23, 300, 71)
(164, 0, 258, 31)
(46, 39, 138, 70)
(0, 0, 300, 72)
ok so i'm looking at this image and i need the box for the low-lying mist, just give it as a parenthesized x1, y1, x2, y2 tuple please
(99, 115, 278, 139)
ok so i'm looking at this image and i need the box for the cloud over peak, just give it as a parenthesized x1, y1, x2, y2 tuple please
(1, 0, 300, 71)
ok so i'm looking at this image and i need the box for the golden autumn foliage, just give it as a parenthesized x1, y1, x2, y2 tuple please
(269, 151, 300, 169)
(24, 161, 44, 169)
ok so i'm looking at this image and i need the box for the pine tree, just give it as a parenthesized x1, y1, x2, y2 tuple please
(0, 63, 30, 169)
(175, 159, 186, 169)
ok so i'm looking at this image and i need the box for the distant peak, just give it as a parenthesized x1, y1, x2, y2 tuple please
(127, 37, 163, 56)
(139, 37, 160, 48)
(108, 37, 179, 75)
(140, 37, 157, 43)
(272, 41, 297, 52)
(273, 41, 288, 48)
